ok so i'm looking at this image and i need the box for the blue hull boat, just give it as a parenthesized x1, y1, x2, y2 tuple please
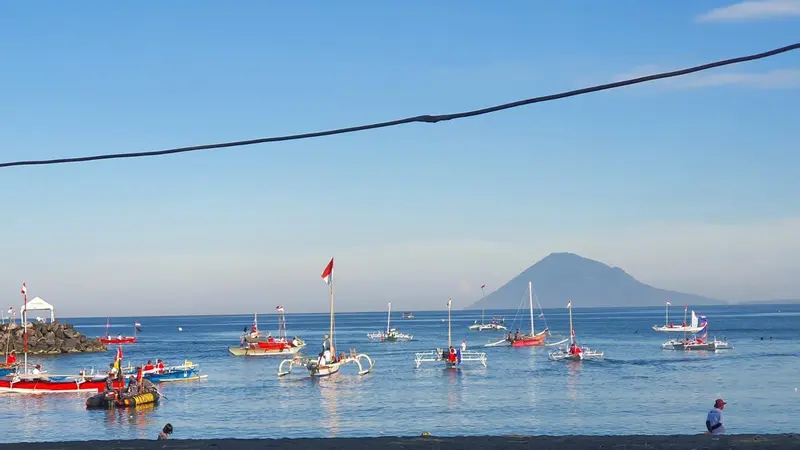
(123, 361, 207, 383)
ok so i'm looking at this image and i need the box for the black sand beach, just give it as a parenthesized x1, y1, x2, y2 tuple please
(6, 435, 800, 450)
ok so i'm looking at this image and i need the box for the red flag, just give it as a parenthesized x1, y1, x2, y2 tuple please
(115, 346, 123, 361)
(321, 258, 334, 285)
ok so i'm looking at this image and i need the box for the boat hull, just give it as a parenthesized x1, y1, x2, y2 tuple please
(662, 339, 731, 351)
(651, 325, 705, 333)
(99, 336, 136, 344)
(0, 377, 123, 394)
(228, 345, 302, 357)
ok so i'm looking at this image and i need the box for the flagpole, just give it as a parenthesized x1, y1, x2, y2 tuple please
(330, 274, 335, 358)
(22, 282, 28, 374)
(447, 297, 452, 349)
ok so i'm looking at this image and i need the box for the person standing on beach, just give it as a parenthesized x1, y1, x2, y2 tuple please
(706, 399, 726, 435)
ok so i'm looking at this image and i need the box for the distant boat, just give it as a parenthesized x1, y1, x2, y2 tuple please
(367, 302, 412, 342)
(469, 309, 508, 331)
(229, 309, 306, 357)
(98, 318, 138, 345)
(652, 302, 706, 333)
(402, 312, 415, 319)
(661, 312, 731, 351)
(548, 300, 604, 361)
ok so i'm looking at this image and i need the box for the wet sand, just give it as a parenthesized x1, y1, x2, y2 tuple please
(6, 434, 800, 450)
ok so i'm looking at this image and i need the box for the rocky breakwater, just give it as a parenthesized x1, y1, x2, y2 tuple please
(0, 322, 107, 355)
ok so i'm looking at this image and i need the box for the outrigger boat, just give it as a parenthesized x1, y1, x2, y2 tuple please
(484, 281, 567, 348)
(652, 302, 706, 333)
(98, 318, 140, 344)
(402, 312, 415, 319)
(414, 297, 487, 369)
(278, 258, 374, 377)
(661, 313, 731, 351)
(122, 360, 208, 383)
(228, 307, 306, 356)
(367, 302, 413, 342)
(548, 300, 604, 361)
(468, 309, 508, 331)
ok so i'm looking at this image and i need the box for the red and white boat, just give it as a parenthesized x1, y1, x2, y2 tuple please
(98, 318, 140, 344)
(0, 373, 124, 394)
(228, 308, 306, 356)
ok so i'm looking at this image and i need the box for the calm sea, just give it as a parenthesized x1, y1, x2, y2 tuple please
(1, 303, 798, 443)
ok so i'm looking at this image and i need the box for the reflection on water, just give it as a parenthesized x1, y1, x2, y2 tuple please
(1, 304, 799, 442)
(567, 360, 582, 402)
(319, 377, 340, 436)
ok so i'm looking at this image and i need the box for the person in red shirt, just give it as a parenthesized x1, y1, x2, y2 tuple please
(144, 360, 155, 371)
(5, 351, 17, 364)
(447, 346, 457, 363)
(155, 359, 165, 373)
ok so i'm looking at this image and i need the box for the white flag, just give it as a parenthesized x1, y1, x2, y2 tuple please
(567, 300, 572, 308)
(447, 297, 452, 309)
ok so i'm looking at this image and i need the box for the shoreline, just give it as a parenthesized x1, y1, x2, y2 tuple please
(5, 434, 800, 449)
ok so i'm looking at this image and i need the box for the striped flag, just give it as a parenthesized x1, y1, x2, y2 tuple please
(567, 300, 572, 308)
(480, 284, 486, 289)
(20, 282, 27, 296)
(666, 300, 671, 306)
(321, 258, 334, 285)
(276, 306, 285, 312)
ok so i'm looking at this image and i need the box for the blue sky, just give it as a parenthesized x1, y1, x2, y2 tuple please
(1, 1, 798, 316)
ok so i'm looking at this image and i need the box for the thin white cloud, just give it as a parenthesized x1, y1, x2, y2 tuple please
(697, 0, 800, 22)
(613, 66, 800, 89)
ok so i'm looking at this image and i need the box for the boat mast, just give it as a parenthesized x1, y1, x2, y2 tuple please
(665, 301, 669, 327)
(447, 297, 452, 348)
(330, 274, 335, 357)
(21, 282, 28, 374)
(480, 285, 485, 324)
(386, 302, 391, 334)
(683, 305, 688, 341)
(528, 281, 535, 336)
(568, 300, 574, 346)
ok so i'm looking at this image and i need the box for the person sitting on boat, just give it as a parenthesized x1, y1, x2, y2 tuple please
(117, 334, 123, 340)
(317, 352, 326, 366)
(156, 359, 165, 373)
(682, 321, 687, 327)
(506, 332, 514, 343)
(292, 336, 300, 347)
(144, 360, 155, 372)
(447, 346, 457, 363)
(267, 335, 275, 343)
(514, 329, 521, 341)
(5, 350, 16, 365)
(569, 343, 582, 356)
(108, 362, 119, 378)
(461, 340, 467, 352)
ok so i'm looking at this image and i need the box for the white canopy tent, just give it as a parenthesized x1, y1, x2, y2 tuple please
(21, 296, 55, 323)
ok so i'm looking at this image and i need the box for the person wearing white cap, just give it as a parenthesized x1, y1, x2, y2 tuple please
(706, 398, 726, 435)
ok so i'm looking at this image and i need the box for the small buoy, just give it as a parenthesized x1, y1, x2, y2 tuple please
(178, 327, 183, 332)
(795, 387, 797, 392)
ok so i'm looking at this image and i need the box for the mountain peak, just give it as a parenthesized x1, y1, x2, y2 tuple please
(469, 253, 722, 309)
